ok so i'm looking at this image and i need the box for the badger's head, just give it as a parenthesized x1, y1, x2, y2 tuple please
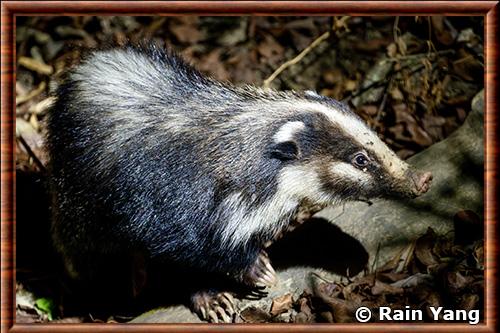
(268, 93, 432, 205)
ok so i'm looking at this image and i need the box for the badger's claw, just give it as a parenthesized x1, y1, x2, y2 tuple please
(219, 292, 236, 315)
(244, 286, 268, 300)
(243, 251, 277, 288)
(191, 290, 236, 323)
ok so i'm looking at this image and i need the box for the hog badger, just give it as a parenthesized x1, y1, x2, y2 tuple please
(46, 44, 432, 322)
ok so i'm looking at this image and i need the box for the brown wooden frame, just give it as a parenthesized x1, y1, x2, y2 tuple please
(1, 1, 498, 332)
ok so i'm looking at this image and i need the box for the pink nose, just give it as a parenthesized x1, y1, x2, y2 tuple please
(412, 171, 433, 195)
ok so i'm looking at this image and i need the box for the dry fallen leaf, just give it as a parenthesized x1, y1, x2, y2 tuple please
(270, 293, 293, 316)
(371, 280, 404, 296)
(377, 272, 409, 283)
(390, 273, 433, 289)
(415, 228, 440, 267)
(473, 243, 484, 269)
(390, 87, 404, 101)
(197, 49, 230, 81)
(257, 34, 284, 66)
(359, 105, 378, 116)
(169, 17, 203, 44)
(294, 292, 314, 323)
(458, 294, 480, 311)
(240, 306, 272, 323)
(431, 16, 456, 46)
(406, 122, 434, 147)
(314, 282, 359, 323)
(447, 271, 471, 292)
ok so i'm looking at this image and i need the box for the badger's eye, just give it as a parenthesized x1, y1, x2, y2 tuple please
(353, 153, 369, 167)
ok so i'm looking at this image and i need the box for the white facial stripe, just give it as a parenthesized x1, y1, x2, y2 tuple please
(296, 101, 409, 179)
(273, 121, 305, 143)
(330, 162, 371, 185)
(220, 165, 334, 248)
(278, 165, 334, 204)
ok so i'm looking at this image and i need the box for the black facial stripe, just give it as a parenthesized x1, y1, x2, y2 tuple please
(363, 146, 384, 169)
(294, 112, 361, 159)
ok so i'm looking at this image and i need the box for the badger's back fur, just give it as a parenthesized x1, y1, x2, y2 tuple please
(47, 44, 428, 287)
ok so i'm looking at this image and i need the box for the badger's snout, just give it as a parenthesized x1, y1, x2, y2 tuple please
(411, 170, 433, 196)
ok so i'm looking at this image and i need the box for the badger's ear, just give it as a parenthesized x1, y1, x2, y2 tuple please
(269, 141, 300, 161)
(269, 121, 305, 161)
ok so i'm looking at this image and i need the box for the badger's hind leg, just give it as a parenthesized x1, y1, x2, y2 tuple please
(242, 250, 277, 288)
(191, 290, 236, 323)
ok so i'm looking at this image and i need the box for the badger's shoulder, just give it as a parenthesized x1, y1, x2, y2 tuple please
(73, 44, 205, 86)
(65, 46, 205, 110)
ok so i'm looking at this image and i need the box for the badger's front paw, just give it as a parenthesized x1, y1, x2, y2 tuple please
(243, 251, 277, 288)
(191, 290, 236, 323)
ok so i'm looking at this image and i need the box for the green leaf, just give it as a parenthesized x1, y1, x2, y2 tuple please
(35, 297, 56, 321)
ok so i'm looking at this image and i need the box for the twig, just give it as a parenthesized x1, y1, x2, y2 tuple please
(16, 81, 47, 105)
(329, 202, 347, 220)
(262, 31, 331, 89)
(386, 49, 454, 63)
(17, 135, 47, 173)
(310, 271, 334, 284)
(262, 16, 350, 89)
(344, 53, 447, 103)
(426, 18, 438, 55)
(375, 88, 389, 123)
(427, 17, 432, 47)
(371, 243, 381, 274)
(453, 55, 475, 65)
(393, 16, 400, 43)
(343, 80, 386, 104)
(343, 71, 394, 103)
